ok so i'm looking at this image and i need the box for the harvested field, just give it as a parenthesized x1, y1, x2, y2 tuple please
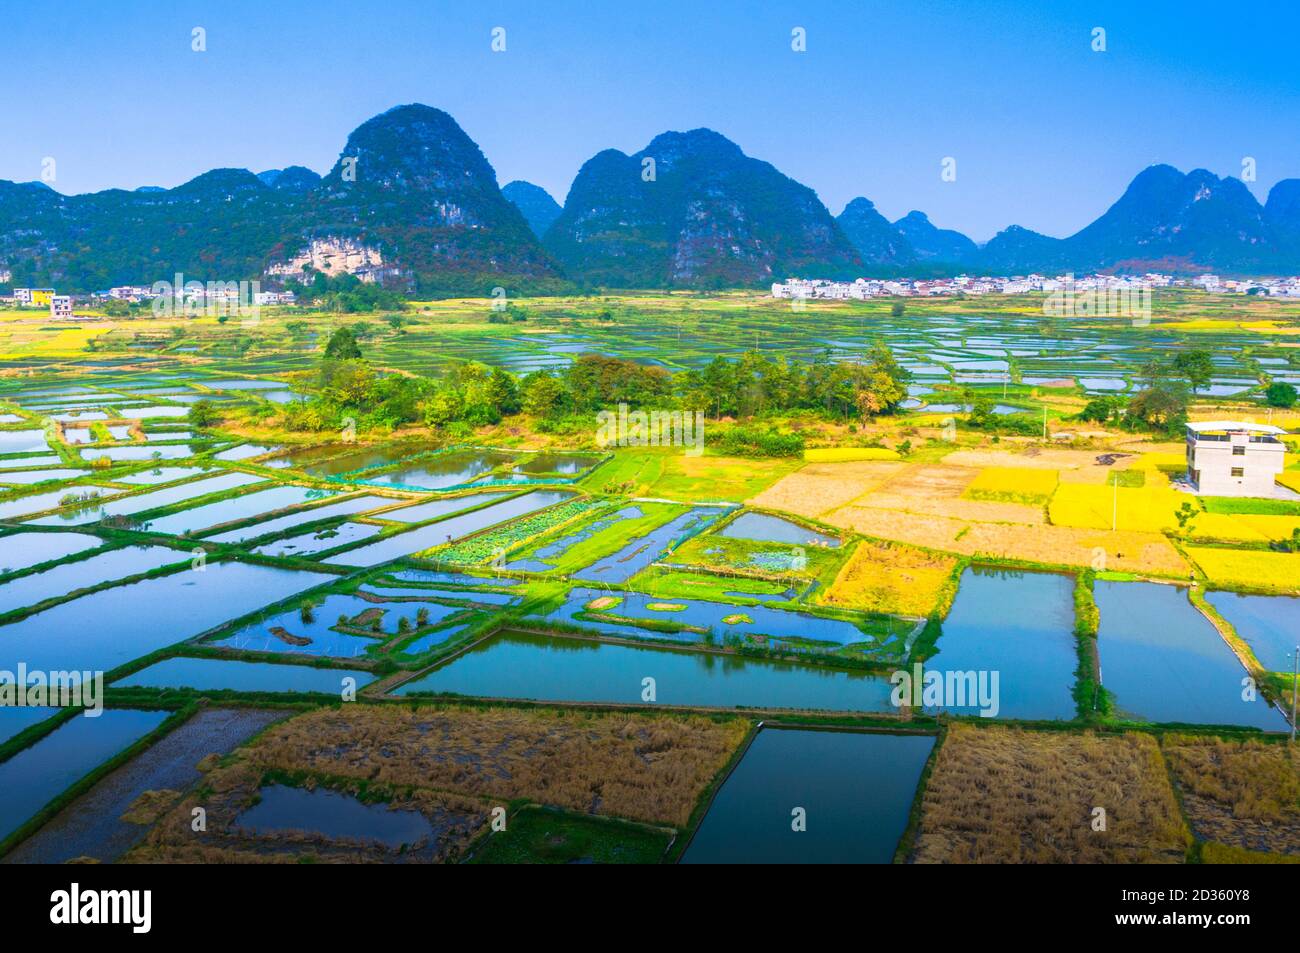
(826, 504, 1189, 576)
(942, 448, 1102, 470)
(821, 539, 958, 617)
(128, 763, 488, 864)
(1161, 735, 1300, 857)
(910, 725, 1188, 864)
(219, 704, 749, 827)
(747, 460, 906, 517)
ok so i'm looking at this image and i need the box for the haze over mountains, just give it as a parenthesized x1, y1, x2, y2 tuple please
(2, 102, 1299, 295)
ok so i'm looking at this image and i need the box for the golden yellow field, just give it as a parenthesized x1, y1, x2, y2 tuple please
(803, 447, 900, 462)
(964, 466, 1057, 504)
(1278, 470, 1300, 494)
(1186, 547, 1300, 593)
(820, 539, 958, 617)
(1048, 483, 1186, 533)
(911, 725, 1189, 864)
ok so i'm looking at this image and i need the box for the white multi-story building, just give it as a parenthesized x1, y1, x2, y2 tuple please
(50, 295, 73, 319)
(1185, 421, 1289, 497)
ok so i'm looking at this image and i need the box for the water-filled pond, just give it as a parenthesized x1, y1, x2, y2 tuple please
(572, 507, 725, 583)
(114, 657, 375, 694)
(143, 485, 337, 536)
(0, 709, 169, 841)
(324, 491, 572, 568)
(0, 562, 334, 678)
(253, 521, 383, 557)
(0, 544, 188, 613)
(511, 453, 600, 475)
(680, 729, 934, 863)
(203, 494, 393, 544)
(1095, 581, 1285, 729)
(506, 505, 641, 571)
(539, 586, 870, 647)
(357, 449, 518, 491)
(379, 491, 511, 524)
(925, 568, 1077, 720)
(234, 784, 433, 847)
(213, 592, 463, 658)
(717, 512, 840, 548)
(30, 472, 263, 525)
(0, 430, 51, 455)
(394, 630, 896, 709)
(1204, 591, 1300, 673)
(0, 531, 103, 574)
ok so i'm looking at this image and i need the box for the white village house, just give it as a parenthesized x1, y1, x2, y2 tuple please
(1185, 421, 1289, 497)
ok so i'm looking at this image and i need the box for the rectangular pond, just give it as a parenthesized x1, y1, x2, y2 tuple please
(0, 561, 335, 678)
(1204, 591, 1300, 673)
(353, 449, 519, 491)
(0, 531, 103, 574)
(381, 491, 512, 524)
(252, 521, 384, 557)
(114, 657, 375, 694)
(203, 494, 393, 544)
(681, 728, 934, 863)
(539, 586, 871, 647)
(210, 591, 463, 658)
(28, 471, 263, 525)
(925, 568, 1077, 720)
(572, 507, 725, 583)
(717, 512, 841, 548)
(324, 490, 572, 568)
(394, 630, 896, 711)
(0, 708, 169, 842)
(1095, 581, 1285, 730)
(0, 544, 189, 614)
(143, 485, 338, 536)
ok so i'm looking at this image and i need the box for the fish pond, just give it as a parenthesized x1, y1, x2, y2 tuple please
(1095, 581, 1285, 730)
(114, 657, 375, 694)
(681, 729, 934, 864)
(394, 630, 896, 711)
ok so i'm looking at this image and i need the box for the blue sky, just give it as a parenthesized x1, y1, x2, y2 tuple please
(4, 0, 1297, 241)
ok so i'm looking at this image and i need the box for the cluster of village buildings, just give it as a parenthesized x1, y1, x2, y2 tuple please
(771, 273, 1300, 300)
(0, 283, 296, 318)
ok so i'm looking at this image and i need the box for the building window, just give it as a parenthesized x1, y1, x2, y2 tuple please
(1232, 446, 1245, 456)
(1231, 467, 1245, 478)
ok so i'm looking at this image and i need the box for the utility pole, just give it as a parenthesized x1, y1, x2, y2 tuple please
(1112, 471, 1119, 532)
(1292, 646, 1298, 743)
(1042, 405, 1048, 441)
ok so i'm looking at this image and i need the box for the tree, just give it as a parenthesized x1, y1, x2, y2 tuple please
(522, 372, 565, 418)
(188, 399, 219, 428)
(323, 326, 362, 360)
(1265, 381, 1298, 409)
(1171, 349, 1213, 393)
(1126, 380, 1189, 434)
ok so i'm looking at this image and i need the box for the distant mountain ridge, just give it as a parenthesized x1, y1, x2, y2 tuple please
(502, 181, 562, 239)
(2, 103, 1299, 294)
(543, 128, 862, 287)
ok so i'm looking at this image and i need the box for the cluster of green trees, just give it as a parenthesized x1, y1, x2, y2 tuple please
(288, 271, 409, 313)
(273, 331, 911, 439)
(1075, 347, 1298, 434)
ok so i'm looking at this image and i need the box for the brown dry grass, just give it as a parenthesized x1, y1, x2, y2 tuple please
(825, 504, 1189, 575)
(942, 448, 1103, 470)
(821, 539, 958, 617)
(239, 705, 748, 827)
(1162, 735, 1300, 856)
(747, 460, 906, 517)
(128, 760, 488, 864)
(911, 725, 1189, 864)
